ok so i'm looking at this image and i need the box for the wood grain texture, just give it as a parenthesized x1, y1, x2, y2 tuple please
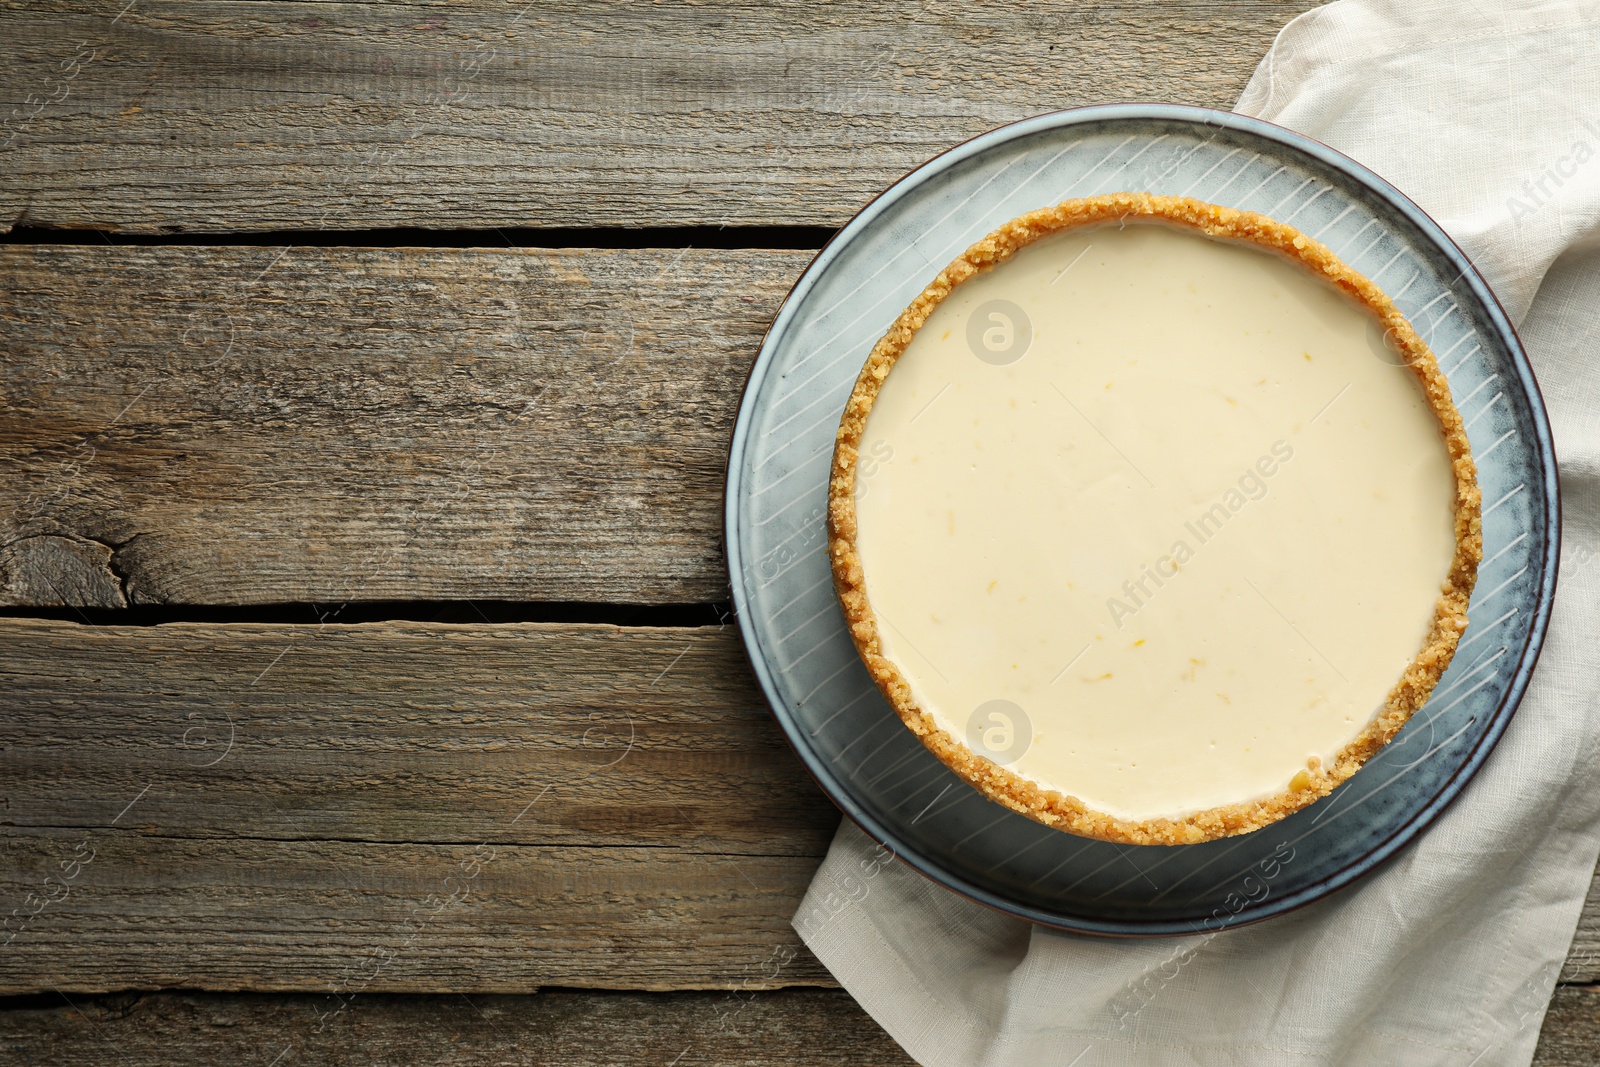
(1535, 985, 1600, 1066)
(0, 244, 805, 606)
(0, 617, 838, 852)
(5, 985, 1600, 1065)
(0, 990, 914, 1065)
(0, 829, 832, 993)
(2, 0, 1320, 234)
(0, 616, 843, 992)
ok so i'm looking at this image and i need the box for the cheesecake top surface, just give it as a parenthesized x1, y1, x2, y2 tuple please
(827, 194, 1480, 845)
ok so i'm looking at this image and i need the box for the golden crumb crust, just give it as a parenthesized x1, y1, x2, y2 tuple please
(826, 193, 1483, 846)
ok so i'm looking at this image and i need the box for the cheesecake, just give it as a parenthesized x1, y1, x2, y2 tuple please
(827, 193, 1481, 846)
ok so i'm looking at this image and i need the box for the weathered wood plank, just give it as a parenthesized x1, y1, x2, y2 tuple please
(1, 244, 805, 606)
(1, 0, 1319, 233)
(3, 984, 1599, 1065)
(0, 616, 841, 992)
(0, 829, 832, 992)
(1537, 985, 1600, 1066)
(0, 990, 912, 1065)
(0, 617, 838, 852)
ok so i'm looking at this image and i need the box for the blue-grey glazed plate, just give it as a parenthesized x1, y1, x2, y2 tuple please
(724, 104, 1558, 936)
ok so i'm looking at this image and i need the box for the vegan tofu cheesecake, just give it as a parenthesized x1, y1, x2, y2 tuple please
(827, 193, 1482, 846)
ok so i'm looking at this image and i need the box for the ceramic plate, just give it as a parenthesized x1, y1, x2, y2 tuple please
(724, 104, 1558, 935)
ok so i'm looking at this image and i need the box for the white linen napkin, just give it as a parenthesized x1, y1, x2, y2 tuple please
(795, 3, 1600, 1063)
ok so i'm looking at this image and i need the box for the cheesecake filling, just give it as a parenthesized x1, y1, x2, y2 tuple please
(852, 221, 1458, 823)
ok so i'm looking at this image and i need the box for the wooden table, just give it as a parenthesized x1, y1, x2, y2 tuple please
(3, 1, 1599, 1061)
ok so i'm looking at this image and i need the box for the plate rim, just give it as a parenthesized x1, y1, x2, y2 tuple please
(723, 102, 1561, 937)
